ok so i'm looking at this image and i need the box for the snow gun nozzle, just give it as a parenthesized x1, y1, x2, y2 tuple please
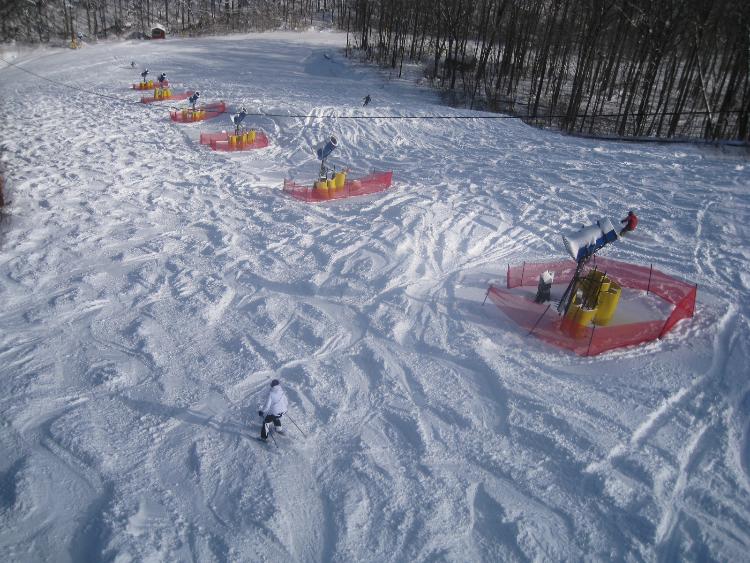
(316, 136, 338, 161)
(562, 218, 618, 262)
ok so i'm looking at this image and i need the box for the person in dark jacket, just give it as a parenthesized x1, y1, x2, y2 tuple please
(188, 91, 200, 110)
(232, 107, 247, 135)
(363, 94, 371, 106)
(620, 210, 638, 236)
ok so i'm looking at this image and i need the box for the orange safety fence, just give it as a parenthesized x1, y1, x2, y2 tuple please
(141, 91, 193, 104)
(283, 171, 393, 202)
(490, 257, 697, 356)
(199, 130, 270, 151)
(132, 80, 169, 90)
(170, 102, 226, 122)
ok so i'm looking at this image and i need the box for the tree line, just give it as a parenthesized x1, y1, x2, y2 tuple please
(2, 0, 747, 142)
(344, 0, 750, 142)
(0, 0, 334, 43)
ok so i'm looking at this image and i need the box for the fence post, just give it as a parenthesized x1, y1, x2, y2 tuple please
(482, 287, 491, 306)
(528, 304, 551, 336)
(506, 263, 510, 288)
(586, 325, 596, 356)
(646, 264, 653, 294)
(691, 284, 698, 316)
(521, 261, 526, 285)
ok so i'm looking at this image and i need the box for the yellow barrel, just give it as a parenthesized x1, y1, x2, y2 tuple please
(563, 304, 588, 339)
(315, 180, 329, 197)
(566, 303, 596, 326)
(577, 307, 597, 326)
(334, 171, 346, 189)
(594, 283, 621, 326)
(584, 279, 597, 302)
(581, 271, 601, 301)
(588, 270, 606, 284)
(327, 179, 336, 190)
(248, 129, 257, 144)
(564, 303, 581, 321)
(229, 135, 238, 145)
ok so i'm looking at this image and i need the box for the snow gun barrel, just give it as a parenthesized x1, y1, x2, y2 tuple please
(562, 218, 618, 262)
(556, 218, 618, 316)
(316, 136, 338, 161)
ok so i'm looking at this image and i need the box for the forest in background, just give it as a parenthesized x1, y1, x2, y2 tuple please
(1, 0, 748, 142)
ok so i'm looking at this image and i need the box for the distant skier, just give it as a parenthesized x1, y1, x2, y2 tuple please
(157, 72, 167, 85)
(141, 68, 149, 82)
(131, 61, 136, 68)
(619, 210, 638, 236)
(258, 379, 288, 441)
(232, 106, 247, 135)
(363, 94, 371, 107)
(188, 91, 200, 110)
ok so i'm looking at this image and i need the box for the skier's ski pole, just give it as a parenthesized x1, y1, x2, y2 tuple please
(482, 287, 490, 306)
(285, 412, 307, 438)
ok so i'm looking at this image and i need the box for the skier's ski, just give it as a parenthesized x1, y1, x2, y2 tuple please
(240, 434, 276, 449)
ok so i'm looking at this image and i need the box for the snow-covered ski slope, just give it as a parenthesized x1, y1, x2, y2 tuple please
(1, 30, 749, 562)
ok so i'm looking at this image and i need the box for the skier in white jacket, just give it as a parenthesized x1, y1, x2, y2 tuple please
(258, 379, 288, 440)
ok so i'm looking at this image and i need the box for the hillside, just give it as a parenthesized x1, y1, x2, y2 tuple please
(1, 31, 749, 561)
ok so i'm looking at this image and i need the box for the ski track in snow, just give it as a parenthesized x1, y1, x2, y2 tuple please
(1, 32, 750, 562)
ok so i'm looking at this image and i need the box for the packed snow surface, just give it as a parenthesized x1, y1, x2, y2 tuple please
(1, 31, 749, 562)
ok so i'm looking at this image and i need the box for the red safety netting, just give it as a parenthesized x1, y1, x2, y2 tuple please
(199, 131, 270, 151)
(132, 81, 169, 90)
(283, 171, 393, 202)
(141, 91, 193, 104)
(490, 257, 697, 356)
(169, 102, 226, 122)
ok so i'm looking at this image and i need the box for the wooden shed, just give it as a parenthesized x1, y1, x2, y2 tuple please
(151, 25, 166, 39)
